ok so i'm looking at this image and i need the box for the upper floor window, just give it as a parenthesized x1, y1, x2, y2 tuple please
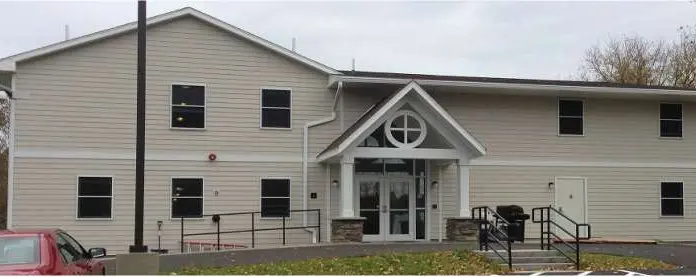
(171, 178, 204, 218)
(261, 89, 291, 129)
(660, 103, 682, 138)
(558, 99, 584, 135)
(261, 178, 290, 218)
(661, 181, 684, 216)
(77, 176, 112, 219)
(171, 84, 205, 129)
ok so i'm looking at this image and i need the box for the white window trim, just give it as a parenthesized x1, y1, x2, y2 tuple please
(660, 179, 684, 218)
(659, 103, 684, 139)
(385, 110, 428, 148)
(260, 87, 292, 130)
(75, 175, 114, 221)
(170, 83, 207, 130)
(557, 98, 585, 137)
(260, 177, 292, 219)
(170, 177, 205, 220)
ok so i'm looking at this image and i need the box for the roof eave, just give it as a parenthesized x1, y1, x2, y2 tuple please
(330, 75, 696, 97)
(0, 7, 340, 75)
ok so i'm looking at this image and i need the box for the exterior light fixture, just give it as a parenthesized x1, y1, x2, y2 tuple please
(431, 181, 438, 188)
(548, 182, 555, 189)
(331, 180, 339, 187)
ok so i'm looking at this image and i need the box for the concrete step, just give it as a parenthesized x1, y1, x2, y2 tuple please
(504, 256, 570, 264)
(476, 249, 567, 258)
(512, 262, 574, 271)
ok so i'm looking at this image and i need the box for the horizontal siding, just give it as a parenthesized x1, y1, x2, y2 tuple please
(14, 16, 338, 156)
(12, 157, 332, 254)
(342, 86, 696, 163)
(471, 165, 696, 241)
(436, 92, 696, 162)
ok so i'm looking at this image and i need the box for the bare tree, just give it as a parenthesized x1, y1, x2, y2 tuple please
(667, 26, 696, 88)
(579, 28, 696, 88)
(580, 35, 671, 86)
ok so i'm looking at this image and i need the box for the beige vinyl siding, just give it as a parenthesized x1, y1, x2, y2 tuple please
(428, 162, 459, 241)
(341, 87, 696, 163)
(12, 157, 328, 253)
(470, 165, 696, 241)
(435, 92, 696, 163)
(14, 16, 337, 156)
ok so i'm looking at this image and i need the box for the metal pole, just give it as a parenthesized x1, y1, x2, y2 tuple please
(251, 213, 255, 248)
(317, 209, 321, 243)
(129, 0, 148, 253)
(548, 212, 551, 248)
(217, 219, 221, 251)
(576, 224, 580, 270)
(507, 239, 512, 270)
(540, 209, 544, 250)
(180, 217, 184, 253)
(282, 216, 286, 245)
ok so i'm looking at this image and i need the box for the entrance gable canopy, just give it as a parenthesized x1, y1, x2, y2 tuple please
(316, 81, 486, 162)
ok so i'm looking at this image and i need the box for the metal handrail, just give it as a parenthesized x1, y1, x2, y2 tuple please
(531, 206, 592, 270)
(179, 209, 321, 252)
(471, 206, 513, 270)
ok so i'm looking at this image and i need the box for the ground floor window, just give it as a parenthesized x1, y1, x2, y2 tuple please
(77, 176, 112, 219)
(261, 178, 290, 218)
(661, 181, 684, 216)
(171, 178, 204, 218)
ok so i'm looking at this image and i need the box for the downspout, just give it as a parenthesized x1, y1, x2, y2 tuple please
(303, 81, 343, 243)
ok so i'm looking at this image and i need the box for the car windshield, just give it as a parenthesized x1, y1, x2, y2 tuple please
(0, 236, 40, 265)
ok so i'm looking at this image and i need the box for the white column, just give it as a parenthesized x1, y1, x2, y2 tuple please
(340, 159, 355, 218)
(458, 160, 470, 217)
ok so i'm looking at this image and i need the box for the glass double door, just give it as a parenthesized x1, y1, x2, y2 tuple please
(356, 176, 415, 241)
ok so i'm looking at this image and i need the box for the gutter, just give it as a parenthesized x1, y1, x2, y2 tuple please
(302, 81, 343, 242)
(328, 75, 696, 97)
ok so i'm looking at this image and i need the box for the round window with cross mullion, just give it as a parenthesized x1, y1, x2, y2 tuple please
(385, 110, 427, 148)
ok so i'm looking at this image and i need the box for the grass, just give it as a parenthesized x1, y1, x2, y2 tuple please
(174, 250, 508, 275)
(172, 251, 675, 275)
(581, 253, 676, 271)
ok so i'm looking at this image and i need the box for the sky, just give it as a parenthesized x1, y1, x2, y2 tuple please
(0, 1, 694, 80)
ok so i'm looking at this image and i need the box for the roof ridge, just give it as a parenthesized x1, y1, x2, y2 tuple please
(0, 7, 339, 75)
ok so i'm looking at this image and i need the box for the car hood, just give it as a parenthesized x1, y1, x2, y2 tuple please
(0, 264, 41, 275)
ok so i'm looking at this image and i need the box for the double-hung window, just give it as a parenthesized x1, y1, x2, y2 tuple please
(660, 103, 682, 138)
(171, 178, 204, 218)
(261, 89, 291, 128)
(261, 178, 290, 218)
(558, 99, 584, 135)
(77, 177, 113, 219)
(661, 181, 684, 216)
(171, 84, 205, 129)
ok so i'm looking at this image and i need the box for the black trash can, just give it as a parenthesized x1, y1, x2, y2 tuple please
(495, 205, 530, 242)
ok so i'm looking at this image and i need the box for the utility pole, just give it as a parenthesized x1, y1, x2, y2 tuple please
(129, 0, 148, 253)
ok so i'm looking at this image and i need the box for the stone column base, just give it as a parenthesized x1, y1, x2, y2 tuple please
(331, 217, 365, 243)
(446, 217, 479, 242)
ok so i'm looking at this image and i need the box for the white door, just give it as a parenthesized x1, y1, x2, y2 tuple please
(554, 177, 587, 239)
(356, 176, 415, 241)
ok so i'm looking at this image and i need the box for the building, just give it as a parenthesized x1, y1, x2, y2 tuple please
(0, 7, 695, 254)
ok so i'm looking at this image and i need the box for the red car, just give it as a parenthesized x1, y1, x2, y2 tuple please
(0, 229, 106, 275)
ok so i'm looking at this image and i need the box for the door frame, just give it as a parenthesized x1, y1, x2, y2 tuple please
(553, 176, 589, 227)
(354, 174, 383, 242)
(354, 174, 417, 241)
(385, 176, 416, 241)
